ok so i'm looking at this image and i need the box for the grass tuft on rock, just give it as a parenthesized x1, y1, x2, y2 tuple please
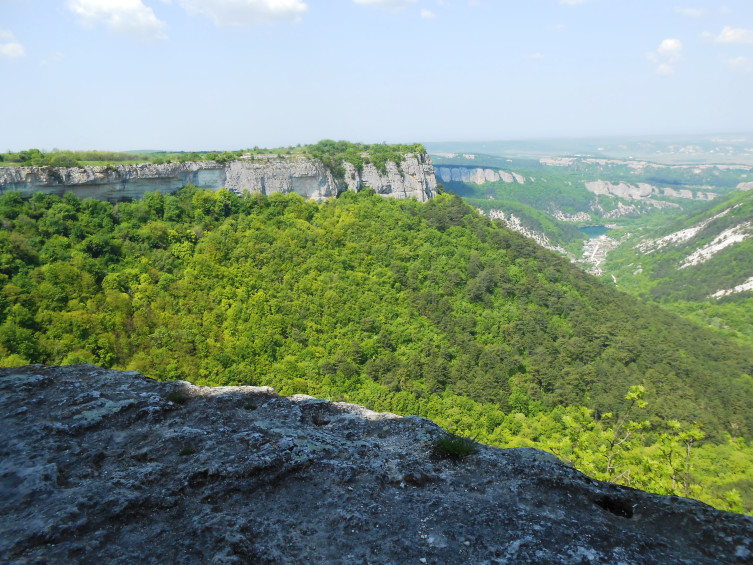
(433, 432, 478, 461)
(166, 390, 188, 405)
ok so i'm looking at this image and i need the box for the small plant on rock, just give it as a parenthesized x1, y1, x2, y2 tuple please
(433, 432, 478, 461)
(166, 390, 188, 405)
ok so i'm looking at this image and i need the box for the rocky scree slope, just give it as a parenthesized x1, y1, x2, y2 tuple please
(0, 153, 437, 203)
(1, 364, 752, 564)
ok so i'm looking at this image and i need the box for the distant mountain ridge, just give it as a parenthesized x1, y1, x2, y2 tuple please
(425, 134, 753, 165)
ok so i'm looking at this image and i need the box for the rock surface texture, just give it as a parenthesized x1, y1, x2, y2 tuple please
(344, 153, 437, 202)
(1, 364, 752, 564)
(0, 154, 437, 203)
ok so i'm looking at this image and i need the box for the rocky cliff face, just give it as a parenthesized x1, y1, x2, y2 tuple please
(344, 153, 437, 202)
(585, 180, 717, 201)
(2, 364, 752, 564)
(435, 166, 525, 185)
(0, 154, 437, 203)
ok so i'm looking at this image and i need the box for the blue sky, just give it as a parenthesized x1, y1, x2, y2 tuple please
(1, 0, 752, 151)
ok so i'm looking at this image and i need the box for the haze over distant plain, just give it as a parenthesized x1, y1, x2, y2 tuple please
(1, 0, 752, 151)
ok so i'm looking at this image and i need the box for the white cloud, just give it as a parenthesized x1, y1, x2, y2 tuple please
(353, 0, 417, 9)
(179, 0, 308, 26)
(675, 7, 706, 18)
(647, 38, 683, 75)
(559, 0, 588, 5)
(420, 9, 436, 19)
(67, 0, 167, 41)
(530, 53, 545, 60)
(658, 38, 683, 57)
(725, 56, 753, 74)
(0, 29, 25, 59)
(714, 26, 753, 44)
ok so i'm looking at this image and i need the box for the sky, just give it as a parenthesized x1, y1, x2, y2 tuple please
(1, 0, 752, 151)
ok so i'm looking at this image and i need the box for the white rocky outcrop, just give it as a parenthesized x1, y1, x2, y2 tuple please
(223, 158, 340, 201)
(679, 221, 752, 269)
(0, 161, 227, 201)
(585, 180, 716, 201)
(434, 166, 522, 185)
(540, 157, 576, 167)
(604, 201, 640, 218)
(585, 180, 657, 199)
(710, 276, 753, 298)
(663, 187, 695, 200)
(482, 209, 570, 256)
(549, 210, 592, 223)
(343, 153, 437, 202)
(637, 205, 741, 253)
(0, 154, 437, 203)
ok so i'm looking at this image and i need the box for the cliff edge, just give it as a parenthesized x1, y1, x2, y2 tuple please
(0, 153, 437, 203)
(1, 364, 752, 564)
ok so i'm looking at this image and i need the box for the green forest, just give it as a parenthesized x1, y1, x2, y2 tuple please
(1, 187, 752, 513)
(464, 197, 587, 255)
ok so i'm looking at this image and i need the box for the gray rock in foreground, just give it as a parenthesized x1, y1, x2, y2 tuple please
(1, 365, 751, 564)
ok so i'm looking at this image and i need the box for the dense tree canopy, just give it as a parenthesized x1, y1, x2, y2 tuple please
(1, 187, 752, 512)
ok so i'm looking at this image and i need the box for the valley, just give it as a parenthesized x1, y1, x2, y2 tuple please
(7, 1, 753, 560)
(428, 135, 753, 363)
(2, 140, 753, 517)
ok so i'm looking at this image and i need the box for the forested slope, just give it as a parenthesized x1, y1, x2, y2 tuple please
(1, 187, 752, 511)
(604, 189, 753, 348)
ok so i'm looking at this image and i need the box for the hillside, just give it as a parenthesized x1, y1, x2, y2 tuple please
(605, 188, 753, 300)
(1, 187, 753, 511)
(603, 188, 753, 348)
(3, 364, 752, 564)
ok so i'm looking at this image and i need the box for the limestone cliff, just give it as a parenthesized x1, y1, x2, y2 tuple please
(585, 179, 717, 201)
(434, 166, 525, 185)
(344, 153, 437, 202)
(2, 364, 752, 564)
(0, 153, 437, 203)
